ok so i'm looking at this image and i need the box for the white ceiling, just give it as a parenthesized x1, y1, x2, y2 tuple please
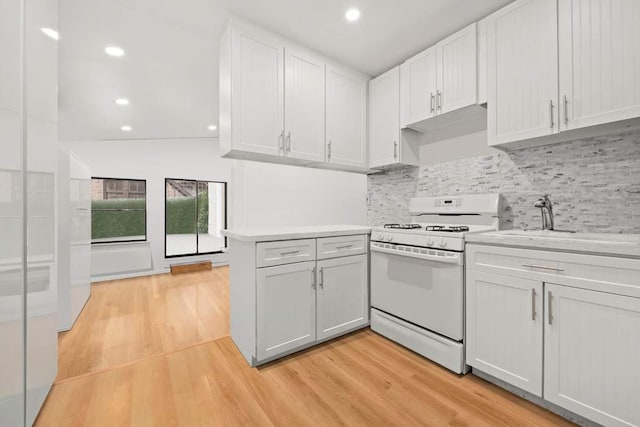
(58, 0, 513, 141)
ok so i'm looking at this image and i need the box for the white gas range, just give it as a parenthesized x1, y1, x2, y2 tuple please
(370, 194, 502, 374)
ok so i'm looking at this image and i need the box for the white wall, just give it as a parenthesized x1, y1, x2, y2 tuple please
(61, 138, 232, 280)
(230, 160, 368, 229)
(60, 138, 369, 279)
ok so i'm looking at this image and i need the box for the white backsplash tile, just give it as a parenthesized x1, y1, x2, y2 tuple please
(368, 130, 640, 233)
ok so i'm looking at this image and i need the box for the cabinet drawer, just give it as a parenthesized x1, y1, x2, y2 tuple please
(256, 239, 316, 268)
(316, 235, 366, 260)
(466, 244, 640, 298)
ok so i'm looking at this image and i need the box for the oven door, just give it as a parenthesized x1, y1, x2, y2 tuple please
(370, 242, 464, 341)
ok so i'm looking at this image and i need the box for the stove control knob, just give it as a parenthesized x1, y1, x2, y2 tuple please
(426, 238, 435, 247)
(386, 236, 394, 242)
(377, 233, 384, 241)
(439, 238, 447, 248)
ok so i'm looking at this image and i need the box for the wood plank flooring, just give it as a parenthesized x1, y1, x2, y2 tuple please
(39, 268, 574, 426)
(56, 267, 229, 381)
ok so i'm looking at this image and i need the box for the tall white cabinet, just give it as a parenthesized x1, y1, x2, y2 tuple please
(57, 150, 92, 332)
(0, 0, 58, 424)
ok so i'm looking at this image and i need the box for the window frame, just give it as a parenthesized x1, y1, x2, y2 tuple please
(164, 178, 228, 258)
(91, 176, 148, 245)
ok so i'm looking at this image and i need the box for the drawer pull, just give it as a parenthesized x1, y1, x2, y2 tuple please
(531, 288, 536, 321)
(522, 264, 564, 272)
(280, 250, 300, 256)
(548, 291, 553, 325)
(336, 244, 354, 250)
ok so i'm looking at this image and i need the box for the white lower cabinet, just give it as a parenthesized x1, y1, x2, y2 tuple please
(466, 270, 543, 396)
(544, 284, 640, 427)
(466, 244, 640, 426)
(257, 261, 317, 361)
(317, 254, 368, 341)
(230, 234, 369, 366)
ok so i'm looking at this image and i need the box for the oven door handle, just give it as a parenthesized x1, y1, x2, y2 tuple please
(370, 243, 463, 266)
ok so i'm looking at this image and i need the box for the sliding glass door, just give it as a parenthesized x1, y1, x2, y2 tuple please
(165, 179, 227, 257)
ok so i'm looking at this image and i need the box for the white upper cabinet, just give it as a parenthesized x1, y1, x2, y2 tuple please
(222, 20, 284, 157)
(284, 46, 325, 162)
(544, 283, 640, 426)
(220, 18, 370, 172)
(325, 64, 368, 169)
(559, 0, 640, 131)
(400, 46, 438, 127)
(437, 23, 478, 115)
(487, 0, 559, 146)
(369, 67, 419, 168)
(369, 67, 400, 167)
(399, 23, 481, 136)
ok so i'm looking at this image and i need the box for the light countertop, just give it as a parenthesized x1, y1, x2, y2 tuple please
(223, 225, 371, 242)
(466, 230, 640, 258)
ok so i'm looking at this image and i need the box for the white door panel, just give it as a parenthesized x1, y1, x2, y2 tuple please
(284, 47, 325, 162)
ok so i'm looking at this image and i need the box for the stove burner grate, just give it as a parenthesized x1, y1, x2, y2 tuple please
(424, 225, 470, 233)
(384, 224, 423, 230)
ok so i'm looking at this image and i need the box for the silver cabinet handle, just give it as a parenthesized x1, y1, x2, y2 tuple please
(311, 267, 316, 290)
(548, 290, 553, 325)
(430, 92, 435, 114)
(280, 250, 300, 256)
(286, 132, 291, 152)
(327, 140, 332, 161)
(336, 244, 353, 250)
(279, 130, 285, 153)
(319, 267, 324, 288)
(393, 141, 398, 160)
(437, 90, 442, 111)
(563, 94, 568, 125)
(531, 288, 536, 321)
(522, 264, 564, 272)
(549, 99, 554, 129)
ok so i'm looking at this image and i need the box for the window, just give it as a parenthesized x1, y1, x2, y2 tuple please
(91, 178, 146, 243)
(165, 179, 227, 257)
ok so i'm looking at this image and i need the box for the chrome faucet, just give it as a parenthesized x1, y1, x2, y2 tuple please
(534, 195, 554, 231)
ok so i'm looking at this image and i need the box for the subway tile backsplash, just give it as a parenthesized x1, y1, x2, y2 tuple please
(368, 129, 640, 233)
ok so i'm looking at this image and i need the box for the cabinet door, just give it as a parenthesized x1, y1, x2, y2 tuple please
(369, 66, 400, 168)
(256, 261, 316, 361)
(400, 46, 437, 127)
(317, 255, 368, 341)
(326, 64, 368, 168)
(544, 284, 640, 426)
(436, 23, 477, 115)
(284, 46, 325, 162)
(466, 270, 543, 396)
(231, 23, 284, 156)
(487, 0, 559, 146)
(559, 0, 640, 131)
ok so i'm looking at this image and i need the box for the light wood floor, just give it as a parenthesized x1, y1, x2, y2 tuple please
(38, 268, 574, 426)
(57, 267, 229, 381)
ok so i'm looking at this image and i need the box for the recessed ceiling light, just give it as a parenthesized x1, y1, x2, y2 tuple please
(208, 124, 217, 131)
(345, 8, 360, 22)
(121, 125, 132, 132)
(105, 46, 125, 57)
(115, 98, 130, 106)
(41, 28, 59, 40)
